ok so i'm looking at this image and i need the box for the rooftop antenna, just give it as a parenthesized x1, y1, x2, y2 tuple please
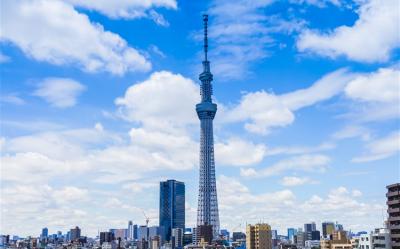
(203, 14, 208, 61)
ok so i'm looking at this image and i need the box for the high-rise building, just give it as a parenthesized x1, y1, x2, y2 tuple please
(70, 226, 81, 241)
(304, 223, 316, 233)
(128, 221, 134, 241)
(287, 228, 297, 243)
(196, 14, 220, 238)
(387, 183, 400, 249)
(159, 179, 185, 242)
(322, 222, 335, 238)
(112, 229, 127, 240)
(138, 226, 149, 242)
(41, 227, 48, 238)
(246, 223, 272, 249)
(100, 232, 114, 245)
(295, 230, 305, 248)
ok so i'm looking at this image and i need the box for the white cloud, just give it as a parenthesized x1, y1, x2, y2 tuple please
(297, 0, 399, 62)
(115, 71, 199, 132)
(345, 67, 400, 103)
(280, 176, 316, 186)
(290, 0, 342, 7)
(0, 52, 10, 63)
(352, 131, 400, 162)
(223, 68, 356, 134)
(64, 0, 177, 25)
(0, 0, 151, 75)
(205, 0, 306, 80)
(215, 138, 267, 167)
(240, 154, 330, 178)
(33, 78, 86, 108)
(332, 125, 371, 141)
(0, 93, 25, 105)
(216, 177, 382, 234)
(1, 152, 91, 183)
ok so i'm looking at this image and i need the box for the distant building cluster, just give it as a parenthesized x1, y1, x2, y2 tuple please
(1, 182, 398, 249)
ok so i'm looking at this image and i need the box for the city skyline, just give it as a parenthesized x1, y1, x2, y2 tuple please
(1, 0, 399, 238)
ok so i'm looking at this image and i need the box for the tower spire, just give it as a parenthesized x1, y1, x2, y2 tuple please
(203, 14, 208, 61)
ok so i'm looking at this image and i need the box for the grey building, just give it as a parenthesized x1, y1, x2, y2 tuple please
(387, 183, 400, 249)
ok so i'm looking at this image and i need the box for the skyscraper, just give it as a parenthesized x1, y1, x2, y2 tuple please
(159, 180, 185, 242)
(287, 228, 297, 243)
(196, 14, 220, 238)
(41, 227, 48, 238)
(70, 226, 81, 241)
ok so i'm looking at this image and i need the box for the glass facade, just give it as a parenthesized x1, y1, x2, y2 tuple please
(159, 180, 185, 242)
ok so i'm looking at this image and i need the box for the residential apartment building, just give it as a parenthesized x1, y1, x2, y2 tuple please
(246, 223, 272, 249)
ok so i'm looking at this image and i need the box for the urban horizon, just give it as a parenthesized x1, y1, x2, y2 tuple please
(1, 0, 399, 247)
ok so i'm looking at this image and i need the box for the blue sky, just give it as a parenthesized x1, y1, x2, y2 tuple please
(0, 0, 399, 237)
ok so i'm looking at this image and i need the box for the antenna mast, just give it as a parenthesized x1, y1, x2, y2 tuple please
(203, 14, 208, 61)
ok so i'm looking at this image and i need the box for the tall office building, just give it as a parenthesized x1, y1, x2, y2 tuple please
(128, 221, 134, 240)
(70, 226, 81, 241)
(159, 179, 185, 242)
(100, 232, 114, 245)
(304, 222, 316, 232)
(128, 221, 138, 241)
(196, 14, 220, 238)
(246, 224, 272, 249)
(287, 228, 297, 243)
(322, 222, 335, 238)
(41, 227, 48, 238)
(387, 183, 400, 249)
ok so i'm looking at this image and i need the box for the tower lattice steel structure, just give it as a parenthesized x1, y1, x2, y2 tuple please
(196, 14, 220, 238)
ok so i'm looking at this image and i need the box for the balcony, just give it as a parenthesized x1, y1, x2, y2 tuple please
(388, 199, 400, 206)
(390, 224, 400, 230)
(389, 207, 400, 214)
(387, 191, 400, 198)
(391, 233, 400, 239)
(389, 216, 400, 222)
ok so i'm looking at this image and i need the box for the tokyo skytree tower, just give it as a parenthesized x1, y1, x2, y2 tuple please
(196, 14, 220, 238)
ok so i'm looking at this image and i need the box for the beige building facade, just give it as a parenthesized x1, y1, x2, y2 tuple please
(246, 224, 272, 249)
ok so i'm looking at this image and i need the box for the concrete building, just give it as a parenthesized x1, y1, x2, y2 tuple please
(172, 228, 183, 249)
(246, 223, 272, 249)
(387, 183, 400, 249)
(320, 230, 352, 249)
(296, 230, 305, 248)
(305, 240, 320, 248)
(371, 228, 391, 249)
(358, 233, 371, 249)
